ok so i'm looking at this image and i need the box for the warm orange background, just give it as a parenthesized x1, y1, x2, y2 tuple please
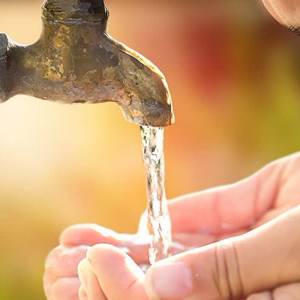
(1, 0, 300, 299)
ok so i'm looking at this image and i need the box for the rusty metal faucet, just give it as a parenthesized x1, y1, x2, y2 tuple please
(0, 0, 174, 127)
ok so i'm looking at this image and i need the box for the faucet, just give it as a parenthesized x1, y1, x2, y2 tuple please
(0, 0, 174, 127)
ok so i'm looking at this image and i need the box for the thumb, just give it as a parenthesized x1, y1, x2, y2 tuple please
(87, 244, 148, 300)
(261, 0, 300, 29)
(145, 206, 300, 300)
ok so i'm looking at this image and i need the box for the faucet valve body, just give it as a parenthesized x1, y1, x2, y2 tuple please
(0, 0, 174, 127)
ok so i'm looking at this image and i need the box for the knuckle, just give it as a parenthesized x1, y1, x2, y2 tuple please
(50, 280, 66, 299)
(45, 245, 88, 278)
(213, 240, 244, 300)
(247, 293, 273, 300)
(51, 278, 80, 300)
(45, 246, 64, 268)
(273, 283, 300, 299)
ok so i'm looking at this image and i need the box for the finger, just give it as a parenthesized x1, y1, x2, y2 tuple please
(261, 0, 300, 29)
(139, 211, 218, 247)
(173, 229, 248, 249)
(87, 244, 148, 300)
(168, 156, 287, 235)
(247, 283, 300, 299)
(273, 283, 300, 299)
(78, 259, 107, 300)
(140, 214, 246, 248)
(247, 292, 273, 300)
(49, 277, 80, 300)
(78, 286, 88, 300)
(60, 224, 184, 264)
(261, 0, 285, 25)
(61, 224, 149, 262)
(45, 245, 88, 277)
(173, 233, 216, 247)
(44, 245, 88, 291)
(145, 206, 300, 300)
(60, 224, 118, 246)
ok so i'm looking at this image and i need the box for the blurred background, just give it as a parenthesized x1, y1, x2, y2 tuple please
(1, 0, 300, 299)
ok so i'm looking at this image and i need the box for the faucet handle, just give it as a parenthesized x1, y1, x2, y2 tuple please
(43, 0, 109, 26)
(0, 33, 8, 101)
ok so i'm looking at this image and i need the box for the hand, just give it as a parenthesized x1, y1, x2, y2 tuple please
(76, 153, 300, 300)
(43, 226, 185, 299)
(262, 0, 300, 30)
(44, 153, 300, 299)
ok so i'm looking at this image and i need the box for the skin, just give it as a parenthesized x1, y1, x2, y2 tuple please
(44, 3, 300, 299)
(44, 153, 300, 299)
(262, 0, 300, 29)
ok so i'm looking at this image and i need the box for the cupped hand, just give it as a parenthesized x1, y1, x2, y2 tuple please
(43, 224, 186, 299)
(44, 153, 300, 299)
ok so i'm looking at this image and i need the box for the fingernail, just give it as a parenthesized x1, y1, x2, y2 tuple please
(147, 261, 193, 299)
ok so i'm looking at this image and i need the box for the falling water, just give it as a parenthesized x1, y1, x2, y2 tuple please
(141, 126, 172, 264)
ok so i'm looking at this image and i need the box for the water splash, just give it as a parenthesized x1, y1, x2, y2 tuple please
(141, 126, 172, 264)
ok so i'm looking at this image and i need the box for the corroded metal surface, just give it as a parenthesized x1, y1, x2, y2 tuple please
(0, 33, 8, 100)
(0, 0, 174, 127)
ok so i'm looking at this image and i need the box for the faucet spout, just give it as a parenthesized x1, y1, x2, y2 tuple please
(0, 0, 174, 127)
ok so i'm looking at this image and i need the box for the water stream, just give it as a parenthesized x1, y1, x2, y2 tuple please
(141, 126, 172, 264)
